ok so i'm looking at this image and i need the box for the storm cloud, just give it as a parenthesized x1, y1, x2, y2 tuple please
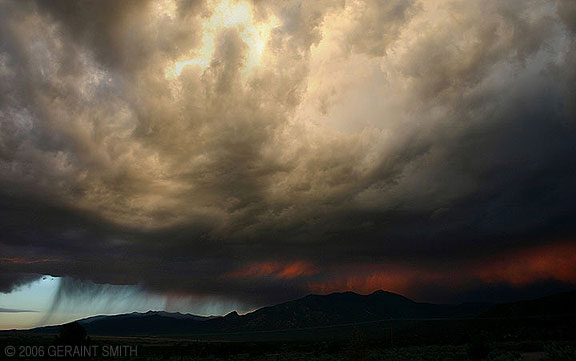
(1, 0, 575, 309)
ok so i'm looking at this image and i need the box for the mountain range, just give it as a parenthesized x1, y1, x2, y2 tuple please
(17, 290, 576, 337)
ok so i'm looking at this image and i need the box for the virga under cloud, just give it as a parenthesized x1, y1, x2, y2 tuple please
(1, 0, 575, 309)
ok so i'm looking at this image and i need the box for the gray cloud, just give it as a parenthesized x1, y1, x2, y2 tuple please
(0, 308, 36, 313)
(0, 0, 575, 308)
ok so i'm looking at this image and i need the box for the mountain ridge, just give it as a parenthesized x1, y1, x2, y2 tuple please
(8, 289, 575, 337)
(18, 290, 493, 336)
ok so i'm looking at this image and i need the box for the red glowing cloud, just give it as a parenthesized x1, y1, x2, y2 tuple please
(0, 257, 60, 264)
(308, 242, 576, 297)
(475, 242, 576, 286)
(224, 261, 318, 280)
(308, 264, 444, 296)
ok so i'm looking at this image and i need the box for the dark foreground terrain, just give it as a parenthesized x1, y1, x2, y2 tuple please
(1, 332, 575, 361)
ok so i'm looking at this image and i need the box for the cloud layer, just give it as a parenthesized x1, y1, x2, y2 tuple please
(1, 0, 575, 308)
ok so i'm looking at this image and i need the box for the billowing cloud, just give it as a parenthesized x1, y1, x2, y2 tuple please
(0, 0, 575, 309)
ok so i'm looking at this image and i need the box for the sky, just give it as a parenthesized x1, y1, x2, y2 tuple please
(1, 0, 576, 329)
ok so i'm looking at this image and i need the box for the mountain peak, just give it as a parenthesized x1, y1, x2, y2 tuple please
(225, 311, 239, 318)
(371, 290, 393, 295)
(370, 290, 409, 297)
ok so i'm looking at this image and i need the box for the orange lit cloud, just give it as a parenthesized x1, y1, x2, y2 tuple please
(308, 265, 444, 296)
(475, 242, 576, 286)
(0, 257, 60, 264)
(225, 261, 318, 280)
(309, 242, 576, 296)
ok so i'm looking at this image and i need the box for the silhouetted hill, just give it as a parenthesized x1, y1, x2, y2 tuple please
(78, 313, 210, 335)
(212, 291, 490, 332)
(29, 311, 219, 336)
(26, 291, 493, 336)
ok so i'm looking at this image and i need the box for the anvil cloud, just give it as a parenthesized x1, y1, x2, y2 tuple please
(1, 0, 575, 309)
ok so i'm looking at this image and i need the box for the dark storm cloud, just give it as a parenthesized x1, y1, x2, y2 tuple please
(0, 0, 575, 308)
(0, 272, 42, 293)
